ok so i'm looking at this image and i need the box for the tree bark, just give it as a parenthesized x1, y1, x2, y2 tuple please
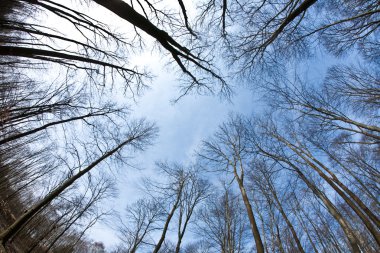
(269, 183, 305, 253)
(288, 162, 361, 253)
(152, 185, 183, 253)
(282, 140, 380, 245)
(233, 167, 265, 253)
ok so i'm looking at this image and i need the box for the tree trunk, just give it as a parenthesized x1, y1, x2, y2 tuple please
(289, 162, 361, 253)
(270, 184, 305, 253)
(0, 135, 140, 245)
(233, 168, 265, 253)
(285, 142, 380, 245)
(153, 185, 183, 253)
(293, 205, 319, 253)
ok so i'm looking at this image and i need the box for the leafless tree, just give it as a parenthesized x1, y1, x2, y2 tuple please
(200, 115, 265, 253)
(196, 0, 378, 76)
(141, 162, 209, 253)
(2, 0, 230, 98)
(116, 199, 163, 253)
(0, 119, 157, 249)
(199, 113, 379, 252)
(195, 188, 251, 253)
(248, 160, 305, 253)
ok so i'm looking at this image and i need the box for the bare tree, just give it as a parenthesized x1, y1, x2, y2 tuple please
(139, 163, 209, 253)
(200, 114, 375, 252)
(116, 199, 162, 253)
(196, 0, 378, 76)
(2, 0, 229, 98)
(0, 119, 157, 248)
(248, 160, 305, 253)
(195, 188, 250, 253)
(173, 167, 210, 253)
(200, 115, 265, 253)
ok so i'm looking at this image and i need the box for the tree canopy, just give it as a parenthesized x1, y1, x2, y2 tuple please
(0, 0, 379, 252)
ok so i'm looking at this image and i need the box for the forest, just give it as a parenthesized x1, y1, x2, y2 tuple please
(0, 0, 379, 252)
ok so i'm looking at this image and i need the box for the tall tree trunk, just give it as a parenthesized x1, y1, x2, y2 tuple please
(175, 204, 184, 253)
(258, 147, 361, 251)
(267, 179, 305, 253)
(0, 111, 110, 145)
(252, 197, 269, 253)
(316, 143, 379, 207)
(288, 162, 361, 253)
(292, 204, 319, 253)
(0, 135, 140, 246)
(153, 185, 183, 253)
(300, 206, 329, 253)
(233, 166, 265, 253)
(315, 209, 344, 253)
(283, 141, 380, 245)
